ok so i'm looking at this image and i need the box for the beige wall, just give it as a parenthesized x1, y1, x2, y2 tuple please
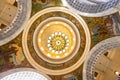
(6, 0, 16, 4)
(0, 0, 17, 26)
(95, 48, 120, 80)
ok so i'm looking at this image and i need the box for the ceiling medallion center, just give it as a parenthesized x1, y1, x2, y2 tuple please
(48, 32, 69, 54)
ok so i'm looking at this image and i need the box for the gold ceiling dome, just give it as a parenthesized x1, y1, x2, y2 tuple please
(33, 17, 80, 64)
(22, 7, 91, 75)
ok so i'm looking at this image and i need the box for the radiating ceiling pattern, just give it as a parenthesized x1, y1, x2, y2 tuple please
(22, 7, 91, 75)
(0, 0, 120, 80)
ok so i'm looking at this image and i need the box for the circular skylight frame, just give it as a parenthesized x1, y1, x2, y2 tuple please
(0, 0, 31, 46)
(0, 68, 52, 80)
(62, 0, 120, 17)
(83, 36, 120, 80)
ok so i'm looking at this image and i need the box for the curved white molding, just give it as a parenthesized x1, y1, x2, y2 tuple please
(0, 68, 52, 80)
(62, 0, 120, 17)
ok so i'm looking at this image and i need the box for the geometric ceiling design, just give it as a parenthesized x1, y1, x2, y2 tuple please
(22, 7, 91, 75)
(0, 0, 120, 80)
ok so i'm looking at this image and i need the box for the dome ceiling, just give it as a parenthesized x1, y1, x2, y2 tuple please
(0, 0, 120, 80)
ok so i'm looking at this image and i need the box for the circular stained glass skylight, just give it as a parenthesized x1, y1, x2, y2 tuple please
(0, 68, 51, 80)
(62, 0, 120, 17)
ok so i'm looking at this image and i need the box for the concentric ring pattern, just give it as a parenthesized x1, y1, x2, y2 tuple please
(33, 17, 79, 64)
(22, 7, 91, 75)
